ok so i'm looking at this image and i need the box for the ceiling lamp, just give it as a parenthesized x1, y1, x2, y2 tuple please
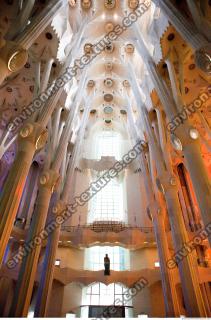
(105, 22, 114, 33)
(128, 0, 139, 9)
(125, 44, 134, 54)
(105, 43, 114, 53)
(104, 93, 113, 102)
(104, 78, 113, 88)
(84, 43, 93, 54)
(81, 0, 92, 9)
(104, 106, 113, 114)
(87, 80, 95, 87)
(104, 0, 116, 9)
(105, 62, 113, 72)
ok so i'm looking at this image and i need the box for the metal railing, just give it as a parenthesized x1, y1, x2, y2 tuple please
(61, 222, 154, 234)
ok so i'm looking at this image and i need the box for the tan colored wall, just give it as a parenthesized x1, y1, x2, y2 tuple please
(55, 247, 84, 270)
(130, 247, 159, 270)
(61, 283, 83, 317)
(47, 280, 65, 317)
(132, 281, 165, 317)
(149, 281, 165, 317)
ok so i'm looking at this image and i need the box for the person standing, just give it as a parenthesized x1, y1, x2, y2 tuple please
(104, 254, 110, 276)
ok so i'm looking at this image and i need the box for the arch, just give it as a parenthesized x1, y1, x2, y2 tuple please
(81, 281, 131, 307)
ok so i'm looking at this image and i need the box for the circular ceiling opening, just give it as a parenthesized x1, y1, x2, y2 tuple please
(123, 80, 130, 87)
(105, 43, 114, 53)
(105, 119, 112, 124)
(104, 78, 113, 88)
(104, 93, 113, 102)
(105, 62, 113, 72)
(104, 0, 116, 9)
(104, 106, 113, 114)
(125, 44, 134, 54)
(87, 80, 95, 87)
(90, 109, 97, 114)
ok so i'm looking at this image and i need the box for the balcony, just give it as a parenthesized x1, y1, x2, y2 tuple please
(60, 223, 155, 249)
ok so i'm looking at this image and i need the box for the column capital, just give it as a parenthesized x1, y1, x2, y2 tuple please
(195, 44, 211, 75)
(156, 172, 179, 194)
(18, 122, 48, 152)
(39, 170, 60, 193)
(52, 200, 67, 216)
(0, 41, 28, 83)
(172, 124, 200, 150)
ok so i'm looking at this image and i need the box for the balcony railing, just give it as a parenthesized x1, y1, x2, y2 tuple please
(61, 221, 153, 233)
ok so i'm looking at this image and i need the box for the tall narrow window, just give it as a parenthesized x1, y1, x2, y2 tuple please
(88, 179, 124, 222)
(94, 130, 121, 160)
(88, 129, 126, 223)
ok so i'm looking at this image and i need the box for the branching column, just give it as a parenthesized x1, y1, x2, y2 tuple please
(133, 32, 211, 246)
(34, 96, 92, 317)
(146, 114, 207, 317)
(141, 151, 180, 317)
(34, 200, 66, 317)
(9, 77, 88, 317)
(9, 169, 60, 317)
(0, 122, 47, 265)
(126, 98, 180, 316)
(128, 73, 207, 316)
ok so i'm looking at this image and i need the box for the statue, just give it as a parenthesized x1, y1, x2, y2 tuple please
(104, 254, 110, 276)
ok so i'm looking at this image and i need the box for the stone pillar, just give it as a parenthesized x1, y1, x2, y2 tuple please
(177, 137, 211, 238)
(139, 150, 180, 316)
(142, 107, 207, 316)
(157, 171, 207, 317)
(127, 95, 180, 315)
(151, 202, 181, 316)
(132, 36, 211, 246)
(16, 162, 40, 225)
(0, 277, 14, 316)
(9, 169, 59, 317)
(0, 122, 47, 266)
(150, 202, 179, 315)
(34, 201, 66, 317)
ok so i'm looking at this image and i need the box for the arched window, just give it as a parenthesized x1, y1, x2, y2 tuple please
(82, 283, 132, 307)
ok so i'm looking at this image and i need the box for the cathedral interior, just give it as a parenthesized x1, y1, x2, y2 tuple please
(0, 0, 211, 318)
